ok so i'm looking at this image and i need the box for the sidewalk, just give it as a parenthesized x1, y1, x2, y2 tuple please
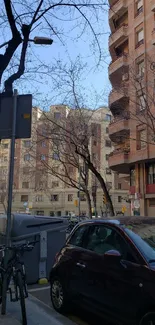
(0, 294, 77, 325)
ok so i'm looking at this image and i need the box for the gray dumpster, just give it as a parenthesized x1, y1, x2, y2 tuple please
(0, 214, 68, 284)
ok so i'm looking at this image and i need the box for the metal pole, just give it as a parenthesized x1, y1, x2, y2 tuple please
(1, 89, 18, 315)
(78, 166, 81, 222)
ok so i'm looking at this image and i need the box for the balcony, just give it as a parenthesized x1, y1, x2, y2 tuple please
(109, 24, 128, 48)
(109, 87, 129, 111)
(109, 53, 128, 77)
(109, 115, 130, 140)
(108, 148, 130, 173)
(146, 184, 155, 194)
(151, 0, 155, 12)
(152, 28, 155, 45)
(109, 0, 127, 23)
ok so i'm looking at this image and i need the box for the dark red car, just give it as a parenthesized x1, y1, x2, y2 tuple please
(50, 217, 155, 325)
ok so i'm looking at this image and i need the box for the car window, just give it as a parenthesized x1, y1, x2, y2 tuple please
(84, 225, 135, 262)
(68, 225, 88, 247)
(125, 228, 155, 263)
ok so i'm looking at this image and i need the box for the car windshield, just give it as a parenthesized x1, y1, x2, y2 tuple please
(124, 224, 155, 262)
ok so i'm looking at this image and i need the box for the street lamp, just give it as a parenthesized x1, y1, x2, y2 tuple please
(31, 37, 53, 45)
(1, 35, 53, 316)
(0, 36, 53, 49)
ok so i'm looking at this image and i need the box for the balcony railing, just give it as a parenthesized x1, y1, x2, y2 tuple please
(109, 0, 127, 21)
(109, 86, 129, 107)
(108, 147, 130, 171)
(109, 24, 128, 47)
(109, 113, 130, 137)
(109, 52, 128, 76)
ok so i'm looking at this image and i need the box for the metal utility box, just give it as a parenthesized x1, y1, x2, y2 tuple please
(0, 214, 68, 284)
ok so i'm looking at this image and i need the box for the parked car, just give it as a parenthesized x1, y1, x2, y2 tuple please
(49, 216, 155, 325)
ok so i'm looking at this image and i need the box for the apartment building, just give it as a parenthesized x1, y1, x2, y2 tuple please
(108, 0, 155, 216)
(0, 105, 129, 217)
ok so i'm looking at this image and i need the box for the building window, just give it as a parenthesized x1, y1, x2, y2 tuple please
(130, 167, 135, 186)
(21, 195, 28, 202)
(137, 129, 146, 150)
(23, 167, 30, 174)
(35, 195, 43, 202)
(24, 154, 30, 161)
(106, 127, 109, 134)
(93, 140, 97, 146)
(54, 112, 61, 119)
(2, 143, 9, 149)
(4, 156, 8, 162)
(136, 58, 144, 76)
(147, 163, 155, 184)
(51, 194, 59, 201)
(106, 168, 112, 175)
(136, 28, 144, 48)
(53, 152, 59, 160)
(92, 153, 96, 160)
(106, 182, 112, 190)
(105, 114, 111, 122)
(52, 181, 59, 188)
(40, 154, 46, 161)
(106, 154, 109, 161)
(118, 196, 122, 203)
(22, 182, 29, 189)
(57, 211, 61, 216)
(135, 0, 143, 17)
(137, 92, 146, 111)
(1, 169, 7, 176)
(105, 140, 111, 147)
(36, 210, 44, 216)
(50, 211, 55, 217)
(149, 199, 155, 207)
(23, 140, 31, 148)
(80, 193, 86, 201)
(41, 141, 46, 147)
(118, 183, 122, 190)
(1, 183, 6, 190)
(68, 194, 73, 202)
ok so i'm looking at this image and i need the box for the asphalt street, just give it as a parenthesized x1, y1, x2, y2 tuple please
(28, 284, 105, 325)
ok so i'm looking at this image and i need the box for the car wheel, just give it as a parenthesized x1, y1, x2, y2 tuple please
(139, 312, 155, 325)
(50, 276, 69, 313)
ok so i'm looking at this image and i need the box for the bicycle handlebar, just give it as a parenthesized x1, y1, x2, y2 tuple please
(0, 240, 39, 252)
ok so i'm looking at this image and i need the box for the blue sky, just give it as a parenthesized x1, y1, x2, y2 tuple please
(0, 2, 111, 109)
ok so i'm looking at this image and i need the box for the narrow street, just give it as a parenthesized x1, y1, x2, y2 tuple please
(28, 284, 103, 325)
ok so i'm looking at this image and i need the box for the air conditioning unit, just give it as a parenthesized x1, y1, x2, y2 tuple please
(122, 73, 129, 81)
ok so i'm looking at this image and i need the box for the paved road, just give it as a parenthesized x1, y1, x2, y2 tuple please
(28, 284, 104, 325)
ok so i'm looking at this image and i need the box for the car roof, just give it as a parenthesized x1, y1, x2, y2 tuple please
(79, 216, 155, 228)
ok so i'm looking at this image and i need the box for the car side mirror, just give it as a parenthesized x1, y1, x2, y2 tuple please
(104, 250, 122, 263)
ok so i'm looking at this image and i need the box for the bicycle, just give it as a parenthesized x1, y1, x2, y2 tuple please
(0, 241, 37, 325)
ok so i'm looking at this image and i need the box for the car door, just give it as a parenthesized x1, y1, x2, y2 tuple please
(82, 224, 148, 324)
(67, 224, 91, 298)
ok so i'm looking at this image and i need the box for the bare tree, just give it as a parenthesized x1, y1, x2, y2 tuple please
(0, 0, 108, 93)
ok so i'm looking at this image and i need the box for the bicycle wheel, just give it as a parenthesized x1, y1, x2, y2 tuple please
(16, 271, 27, 325)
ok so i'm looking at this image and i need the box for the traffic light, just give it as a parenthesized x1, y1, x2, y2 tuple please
(103, 194, 107, 205)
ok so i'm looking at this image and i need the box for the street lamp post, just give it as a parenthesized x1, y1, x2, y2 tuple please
(1, 36, 53, 316)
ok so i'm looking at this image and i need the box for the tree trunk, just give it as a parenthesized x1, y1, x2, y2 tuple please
(85, 190, 92, 219)
(86, 162, 115, 216)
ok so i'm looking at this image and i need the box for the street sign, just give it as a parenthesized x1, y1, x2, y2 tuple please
(0, 93, 32, 139)
(23, 202, 28, 208)
(134, 199, 140, 209)
(74, 199, 78, 207)
(122, 206, 127, 214)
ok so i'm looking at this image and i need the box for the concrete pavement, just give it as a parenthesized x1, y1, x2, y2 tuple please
(0, 294, 77, 325)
